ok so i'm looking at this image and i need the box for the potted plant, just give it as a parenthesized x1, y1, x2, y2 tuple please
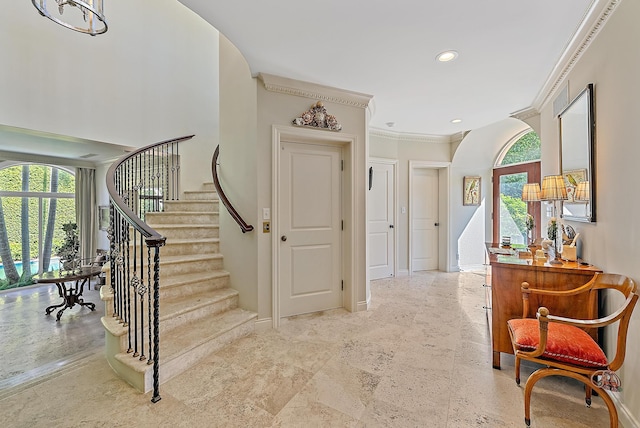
(56, 222, 79, 272)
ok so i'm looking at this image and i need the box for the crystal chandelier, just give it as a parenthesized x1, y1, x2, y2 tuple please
(32, 0, 107, 36)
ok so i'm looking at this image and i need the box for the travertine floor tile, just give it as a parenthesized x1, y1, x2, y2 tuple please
(0, 271, 612, 427)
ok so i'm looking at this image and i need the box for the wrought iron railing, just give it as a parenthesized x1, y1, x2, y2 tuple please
(212, 145, 254, 233)
(105, 135, 194, 403)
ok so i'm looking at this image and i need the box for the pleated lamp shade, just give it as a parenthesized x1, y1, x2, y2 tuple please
(522, 183, 541, 202)
(574, 181, 590, 201)
(540, 175, 568, 201)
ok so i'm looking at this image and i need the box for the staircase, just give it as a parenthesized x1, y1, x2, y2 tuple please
(101, 182, 256, 393)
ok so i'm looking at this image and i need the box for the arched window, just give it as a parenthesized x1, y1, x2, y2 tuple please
(0, 164, 75, 289)
(497, 130, 541, 166)
(492, 130, 541, 245)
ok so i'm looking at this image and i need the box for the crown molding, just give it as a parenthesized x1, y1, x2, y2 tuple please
(369, 127, 452, 144)
(510, 106, 540, 122)
(533, 0, 621, 111)
(258, 73, 373, 109)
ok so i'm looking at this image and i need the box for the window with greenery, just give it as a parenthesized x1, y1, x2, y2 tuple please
(494, 130, 541, 244)
(0, 164, 75, 290)
(499, 130, 541, 166)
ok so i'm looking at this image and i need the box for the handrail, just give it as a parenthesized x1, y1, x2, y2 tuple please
(105, 134, 194, 404)
(106, 135, 194, 245)
(212, 145, 254, 233)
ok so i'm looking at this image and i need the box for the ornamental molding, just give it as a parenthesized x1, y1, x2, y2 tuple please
(533, 0, 620, 111)
(259, 73, 372, 109)
(293, 101, 342, 131)
(510, 107, 540, 122)
(369, 127, 452, 144)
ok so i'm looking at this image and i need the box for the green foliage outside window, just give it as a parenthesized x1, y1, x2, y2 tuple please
(500, 131, 541, 166)
(0, 165, 75, 290)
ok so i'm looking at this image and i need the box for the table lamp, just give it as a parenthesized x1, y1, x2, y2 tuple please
(521, 183, 540, 246)
(574, 181, 590, 214)
(540, 175, 568, 264)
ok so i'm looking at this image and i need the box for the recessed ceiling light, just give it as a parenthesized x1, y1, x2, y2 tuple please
(450, 118, 462, 124)
(436, 50, 459, 62)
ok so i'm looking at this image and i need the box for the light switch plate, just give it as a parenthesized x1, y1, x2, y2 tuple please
(263, 208, 270, 220)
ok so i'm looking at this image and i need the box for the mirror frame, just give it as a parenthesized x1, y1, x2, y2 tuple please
(559, 83, 596, 222)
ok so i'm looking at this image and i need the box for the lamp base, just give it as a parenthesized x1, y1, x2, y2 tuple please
(548, 257, 563, 265)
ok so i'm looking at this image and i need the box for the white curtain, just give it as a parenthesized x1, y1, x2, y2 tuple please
(75, 168, 96, 263)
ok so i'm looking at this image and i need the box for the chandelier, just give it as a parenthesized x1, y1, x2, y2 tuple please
(32, 0, 107, 36)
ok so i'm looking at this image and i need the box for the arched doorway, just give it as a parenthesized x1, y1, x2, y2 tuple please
(492, 130, 541, 245)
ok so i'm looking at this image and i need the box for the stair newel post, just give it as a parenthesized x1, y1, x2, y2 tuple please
(150, 240, 164, 403)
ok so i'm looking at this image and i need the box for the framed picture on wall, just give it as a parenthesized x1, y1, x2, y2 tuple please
(463, 176, 481, 206)
(98, 205, 110, 231)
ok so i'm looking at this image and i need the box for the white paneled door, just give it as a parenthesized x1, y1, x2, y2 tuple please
(279, 142, 342, 317)
(368, 161, 395, 279)
(411, 168, 439, 272)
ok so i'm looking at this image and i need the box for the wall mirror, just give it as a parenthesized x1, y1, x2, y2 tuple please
(559, 83, 595, 222)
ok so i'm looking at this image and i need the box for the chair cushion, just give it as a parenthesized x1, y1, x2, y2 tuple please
(507, 318, 608, 368)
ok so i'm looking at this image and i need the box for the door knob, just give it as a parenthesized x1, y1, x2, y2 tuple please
(434, 222, 440, 226)
(389, 224, 394, 229)
(281, 235, 287, 242)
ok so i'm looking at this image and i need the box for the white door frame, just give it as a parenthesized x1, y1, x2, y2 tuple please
(408, 160, 451, 273)
(272, 125, 359, 328)
(368, 157, 398, 278)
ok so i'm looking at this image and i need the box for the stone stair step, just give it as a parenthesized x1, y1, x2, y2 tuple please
(150, 224, 219, 239)
(160, 288, 239, 332)
(160, 270, 230, 299)
(145, 211, 219, 225)
(113, 307, 256, 393)
(159, 253, 224, 276)
(157, 238, 220, 257)
(201, 182, 216, 192)
(183, 190, 218, 201)
(163, 200, 218, 213)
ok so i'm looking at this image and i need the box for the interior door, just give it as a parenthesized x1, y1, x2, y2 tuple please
(279, 141, 342, 317)
(368, 161, 395, 280)
(492, 162, 540, 244)
(411, 168, 439, 272)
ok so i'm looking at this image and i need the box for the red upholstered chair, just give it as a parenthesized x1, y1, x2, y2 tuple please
(507, 273, 638, 428)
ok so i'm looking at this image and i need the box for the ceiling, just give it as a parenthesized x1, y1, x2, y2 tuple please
(179, 0, 599, 136)
(0, 125, 135, 167)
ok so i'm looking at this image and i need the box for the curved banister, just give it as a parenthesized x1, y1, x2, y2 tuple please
(106, 135, 194, 245)
(212, 145, 254, 233)
(105, 134, 194, 403)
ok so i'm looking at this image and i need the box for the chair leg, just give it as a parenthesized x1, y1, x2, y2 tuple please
(523, 368, 619, 428)
(515, 356, 521, 385)
(585, 384, 592, 407)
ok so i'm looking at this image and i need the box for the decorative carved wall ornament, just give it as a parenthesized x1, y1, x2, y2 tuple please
(293, 101, 342, 131)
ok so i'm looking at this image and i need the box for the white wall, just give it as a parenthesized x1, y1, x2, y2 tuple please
(219, 59, 372, 321)
(218, 36, 259, 314)
(2, 0, 220, 262)
(451, 119, 530, 271)
(1, 1, 219, 192)
(537, 0, 640, 423)
(369, 132, 451, 273)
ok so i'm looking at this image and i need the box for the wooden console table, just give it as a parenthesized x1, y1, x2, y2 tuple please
(484, 243, 602, 369)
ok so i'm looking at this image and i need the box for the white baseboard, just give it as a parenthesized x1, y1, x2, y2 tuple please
(254, 317, 273, 332)
(356, 300, 368, 312)
(397, 269, 409, 277)
(612, 392, 639, 428)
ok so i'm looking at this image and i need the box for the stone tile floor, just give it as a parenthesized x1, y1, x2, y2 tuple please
(0, 271, 611, 427)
